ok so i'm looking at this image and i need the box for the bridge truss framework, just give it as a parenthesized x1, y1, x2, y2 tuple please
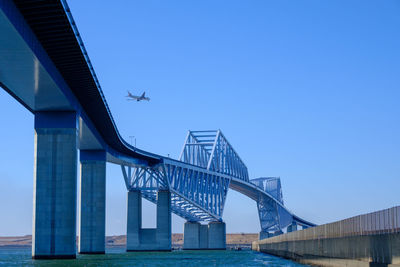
(121, 130, 315, 233)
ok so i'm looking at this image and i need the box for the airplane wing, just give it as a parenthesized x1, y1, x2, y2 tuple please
(140, 92, 145, 98)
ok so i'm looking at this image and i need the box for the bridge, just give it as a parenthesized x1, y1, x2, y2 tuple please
(0, 0, 314, 259)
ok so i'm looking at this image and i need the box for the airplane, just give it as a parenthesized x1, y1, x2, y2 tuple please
(126, 91, 150, 102)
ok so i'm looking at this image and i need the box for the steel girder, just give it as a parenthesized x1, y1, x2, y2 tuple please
(121, 158, 231, 222)
(251, 177, 293, 233)
(163, 159, 231, 221)
(179, 130, 249, 182)
(120, 130, 315, 231)
(252, 177, 284, 205)
(120, 129, 247, 222)
(257, 194, 281, 232)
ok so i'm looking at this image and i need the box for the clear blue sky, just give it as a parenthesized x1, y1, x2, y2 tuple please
(0, 0, 399, 236)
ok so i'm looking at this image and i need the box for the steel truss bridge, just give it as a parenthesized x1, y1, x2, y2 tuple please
(0, 0, 315, 236)
(122, 130, 315, 232)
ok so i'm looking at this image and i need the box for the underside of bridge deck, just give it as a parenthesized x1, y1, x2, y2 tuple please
(0, 0, 316, 259)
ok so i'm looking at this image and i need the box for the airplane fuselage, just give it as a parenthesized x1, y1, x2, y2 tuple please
(126, 91, 150, 102)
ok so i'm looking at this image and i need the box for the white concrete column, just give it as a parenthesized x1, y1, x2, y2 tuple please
(78, 150, 106, 254)
(32, 112, 78, 259)
(126, 190, 141, 251)
(208, 221, 226, 250)
(156, 190, 171, 251)
(183, 222, 200, 249)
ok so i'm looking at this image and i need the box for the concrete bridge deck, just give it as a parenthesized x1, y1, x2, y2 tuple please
(0, 0, 315, 258)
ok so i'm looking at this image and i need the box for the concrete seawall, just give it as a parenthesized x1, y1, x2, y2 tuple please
(252, 206, 400, 267)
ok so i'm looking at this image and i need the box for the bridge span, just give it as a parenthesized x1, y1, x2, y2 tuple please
(0, 0, 314, 259)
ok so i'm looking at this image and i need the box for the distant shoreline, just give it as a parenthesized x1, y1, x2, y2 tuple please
(0, 234, 258, 248)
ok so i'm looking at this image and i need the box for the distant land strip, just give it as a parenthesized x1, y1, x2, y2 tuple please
(0, 234, 258, 247)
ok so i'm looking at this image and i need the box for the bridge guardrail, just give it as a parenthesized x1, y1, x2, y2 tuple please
(262, 206, 400, 243)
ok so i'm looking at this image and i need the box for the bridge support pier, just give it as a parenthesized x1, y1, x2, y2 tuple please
(78, 150, 106, 254)
(208, 221, 226, 249)
(127, 190, 142, 250)
(259, 230, 286, 240)
(156, 190, 172, 250)
(287, 222, 298, 233)
(127, 190, 171, 251)
(183, 221, 225, 250)
(274, 230, 284, 237)
(259, 231, 271, 240)
(183, 222, 200, 249)
(32, 112, 78, 259)
(199, 224, 209, 248)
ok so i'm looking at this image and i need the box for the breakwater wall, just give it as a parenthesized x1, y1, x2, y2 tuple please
(252, 206, 400, 267)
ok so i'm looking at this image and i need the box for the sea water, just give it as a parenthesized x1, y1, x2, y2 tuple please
(0, 247, 310, 266)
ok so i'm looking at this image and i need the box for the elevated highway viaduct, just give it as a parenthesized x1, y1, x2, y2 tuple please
(0, 0, 314, 259)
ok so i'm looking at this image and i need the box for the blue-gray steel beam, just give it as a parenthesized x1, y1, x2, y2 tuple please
(120, 132, 315, 232)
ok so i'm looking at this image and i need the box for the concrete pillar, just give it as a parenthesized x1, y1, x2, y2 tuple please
(126, 190, 141, 251)
(287, 223, 298, 233)
(274, 230, 284, 236)
(32, 112, 78, 259)
(126, 190, 171, 251)
(259, 231, 271, 240)
(156, 190, 171, 251)
(208, 221, 226, 249)
(199, 224, 209, 249)
(183, 222, 200, 249)
(78, 150, 106, 254)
